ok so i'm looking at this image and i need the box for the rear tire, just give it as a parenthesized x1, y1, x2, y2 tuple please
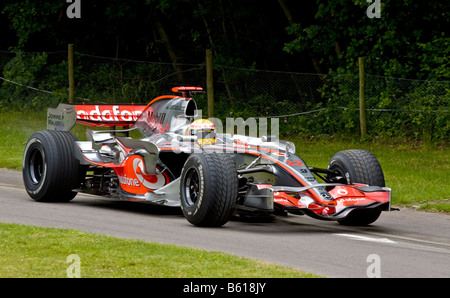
(23, 130, 83, 202)
(327, 149, 385, 226)
(180, 152, 238, 227)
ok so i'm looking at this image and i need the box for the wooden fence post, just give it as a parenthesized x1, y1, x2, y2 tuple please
(68, 44, 75, 103)
(359, 57, 367, 139)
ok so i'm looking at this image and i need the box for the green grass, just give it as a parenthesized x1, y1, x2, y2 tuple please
(0, 223, 318, 278)
(0, 111, 46, 169)
(0, 110, 448, 211)
(0, 110, 93, 169)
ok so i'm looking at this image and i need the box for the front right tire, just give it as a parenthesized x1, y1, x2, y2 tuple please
(180, 152, 238, 227)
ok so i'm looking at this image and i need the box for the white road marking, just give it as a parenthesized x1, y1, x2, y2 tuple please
(336, 233, 396, 244)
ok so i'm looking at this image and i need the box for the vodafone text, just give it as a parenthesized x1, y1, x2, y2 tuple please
(76, 105, 143, 122)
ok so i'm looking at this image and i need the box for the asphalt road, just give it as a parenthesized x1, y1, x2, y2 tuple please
(1, 170, 449, 278)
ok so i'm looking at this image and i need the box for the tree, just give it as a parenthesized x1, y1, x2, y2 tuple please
(283, 0, 450, 78)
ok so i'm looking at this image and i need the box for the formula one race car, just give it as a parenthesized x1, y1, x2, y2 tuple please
(23, 86, 392, 227)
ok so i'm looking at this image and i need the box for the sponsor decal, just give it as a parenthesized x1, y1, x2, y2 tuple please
(115, 156, 167, 191)
(147, 111, 166, 125)
(274, 197, 289, 203)
(193, 164, 204, 216)
(117, 174, 140, 187)
(339, 197, 367, 202)
(133, 158, 166, 189)
(337, 188, 348, 196)
(75, 104, 145, 123)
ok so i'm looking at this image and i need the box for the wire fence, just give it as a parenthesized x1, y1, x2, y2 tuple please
(0, 50, 449, 143)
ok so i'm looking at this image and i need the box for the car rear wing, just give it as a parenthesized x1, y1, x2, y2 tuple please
(46, 86, 203, 131)
(47, 103, 147, 131)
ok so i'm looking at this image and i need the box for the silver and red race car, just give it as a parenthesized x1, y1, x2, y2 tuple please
(23, 86, 393, 227)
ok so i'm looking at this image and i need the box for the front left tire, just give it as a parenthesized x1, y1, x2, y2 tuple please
(327, 149, 385, 226)
(23, 130, 83, 202)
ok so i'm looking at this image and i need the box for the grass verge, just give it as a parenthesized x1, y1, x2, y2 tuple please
(0, 223, 318, 278)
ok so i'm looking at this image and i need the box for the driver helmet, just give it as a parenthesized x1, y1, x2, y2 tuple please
(186, 119, 216, 146)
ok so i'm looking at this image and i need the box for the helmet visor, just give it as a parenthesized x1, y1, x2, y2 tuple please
(197, 129, 216, 139)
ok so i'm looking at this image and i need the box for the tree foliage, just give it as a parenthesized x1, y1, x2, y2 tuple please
(1, 0, 449, 79)
(1, 1, 449, 143)
(283, 0, 450, 80)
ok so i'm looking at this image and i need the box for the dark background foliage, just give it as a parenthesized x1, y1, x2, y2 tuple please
(1, 0, 448, 78)
(0, 0, 449, 143)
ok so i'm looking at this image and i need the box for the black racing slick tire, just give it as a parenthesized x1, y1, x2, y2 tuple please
(327, 149, 385, 187)
(327, 149, 385, 226)
(23, 130, 83, 202)
(180, 152, 238, 227)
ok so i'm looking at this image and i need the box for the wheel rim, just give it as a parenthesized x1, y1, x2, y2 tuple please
(329, 165, 349, 184)
(184, 168, 200, 206)
(28, 147, 44, 185)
